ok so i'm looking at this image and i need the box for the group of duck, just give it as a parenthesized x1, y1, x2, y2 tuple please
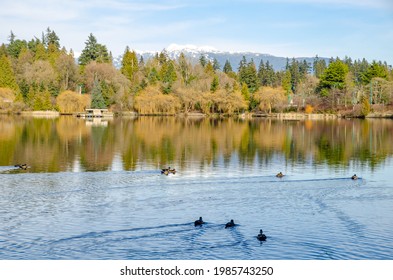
(276, 171, 359, 180)
(14, 164, 29, 170)
(194, 217, 267, 242)
(162, 169, 358, 180)
(161, 167, 176, 175)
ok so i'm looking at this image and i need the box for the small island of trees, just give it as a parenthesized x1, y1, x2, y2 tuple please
(1, 28, 392, 117)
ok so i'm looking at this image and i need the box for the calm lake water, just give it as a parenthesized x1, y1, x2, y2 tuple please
(0, 116, 392, 260)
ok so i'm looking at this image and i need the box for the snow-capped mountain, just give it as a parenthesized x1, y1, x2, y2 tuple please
(113, 44, 324, 71)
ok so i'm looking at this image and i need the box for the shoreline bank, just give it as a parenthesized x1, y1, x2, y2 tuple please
(1, 110, 393, 119)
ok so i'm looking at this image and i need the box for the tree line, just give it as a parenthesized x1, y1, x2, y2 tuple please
(1, 28, 392, 116)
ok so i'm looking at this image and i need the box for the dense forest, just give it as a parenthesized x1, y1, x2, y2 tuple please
(0, 28, 392, 116)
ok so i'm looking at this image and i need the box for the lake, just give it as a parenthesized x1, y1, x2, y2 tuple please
(0, 115, 392, 259)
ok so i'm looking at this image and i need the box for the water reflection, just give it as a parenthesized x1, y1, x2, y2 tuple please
(1, 115, 392, 172)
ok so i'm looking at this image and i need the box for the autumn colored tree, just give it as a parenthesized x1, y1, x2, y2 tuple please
(56, 90, 90, 113)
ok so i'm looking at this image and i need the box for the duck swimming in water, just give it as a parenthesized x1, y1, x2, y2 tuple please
(351, 174, 358, 180)
(14, 164, 28, 170)
(194, 217, 204, 227)
(225, 219, 235, 228)
(276, 172, 284, 178)
(257, 229, 267, 241)
(161, 167, 176, 175)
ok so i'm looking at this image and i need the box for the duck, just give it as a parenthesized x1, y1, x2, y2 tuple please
(14, 164, 28, 170)
(276, 172, 284, 178)
(225, 219, 235, 228)
(169, 168, 176, 174)
(161, 167, 170, 175)
(194, 217, 204, 227)
(351, 174, 358, 180)
(257, 229, 267, 241)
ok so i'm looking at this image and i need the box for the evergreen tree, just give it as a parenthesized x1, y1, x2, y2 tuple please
(313, 55, 327, 78)
(258, 60, 266, 86)
(148, 67, 159, 85)
(205, 60, 215, 74)
(41, 89, 53, 110)
(34, 43, 47, 60)
(160, 60, 177, 94)
(265, 61, 276, 87)
(44, 27, 60, 50)
(79, 33, 110, 65)
(0, 54, 20, 91)
(299, 59, 310, 80)
(0, 44, 8, 57)
(318, 59, 349, 91)
(210, 75, 219, 93)
(121, 46, 139, 81)
(7, 31, 27, 58)
(258, 60, 276, 87)
(289, 58, 300, 93)
(178, 52, 193, 85)
(239, 58, 258, 93)
(91, 77, 106, 109)
(158, 50, 168, 65)
(139, 56, 145, 67)
(213, 58, 220, 71)
(223, 59, 233, 74)
(241, 83, 250, 101)
(362, 61, 389, 84)
(282, 70, 292, 94)
(27, 37, 41, 54)
(199, 55, 207, 67)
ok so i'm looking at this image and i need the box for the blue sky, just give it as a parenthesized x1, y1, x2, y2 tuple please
(0, 0, 392, 63)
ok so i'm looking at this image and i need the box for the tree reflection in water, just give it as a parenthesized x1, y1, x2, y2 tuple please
(1, 116, 392, 172)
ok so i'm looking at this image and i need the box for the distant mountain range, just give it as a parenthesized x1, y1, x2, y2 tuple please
(112, 44, 329, 72)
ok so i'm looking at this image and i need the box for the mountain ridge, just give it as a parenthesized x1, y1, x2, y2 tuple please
(113, 44, 328, 72)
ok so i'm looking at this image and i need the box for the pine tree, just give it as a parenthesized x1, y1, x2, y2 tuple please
(241, 83, 250, 101)
(41, 89, 53, 110)
(0, 54, 20, 91)
(7, 31, 27, 58)
(313, 55, 327, 78)
(79, 33, 110, 65)
(148, 67, 159, 85)
(258, 60, 266, 86)
(223, 60, 233, 74)
(44, 27, 60, 50)
(34, 43, 47, 61)
(160, 60, 177, 94)
(213, 58, 220, 71)
(210, 75, 219, 93)
(121, 46, 139, 81)
(178, 52, 192, 85)
(239, 59, 258, 93)
(362, 61, 388, 84)
(265, 61, 276, 87)
(199, 55, 207, 67)
(91, 77, 106, 109)
(318, 59, 349, 90)
(282, 70, 292, 94)
(205, 61, 214, 74)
